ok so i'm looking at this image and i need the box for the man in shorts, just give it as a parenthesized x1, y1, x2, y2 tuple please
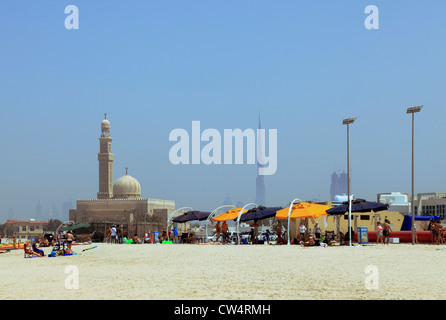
(110, 225, 117, 244)
(222, 221, 229, 244)
(383, 219, 392, 245)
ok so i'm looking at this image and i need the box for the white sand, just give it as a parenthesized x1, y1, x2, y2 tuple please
(1, 242, 445, 300)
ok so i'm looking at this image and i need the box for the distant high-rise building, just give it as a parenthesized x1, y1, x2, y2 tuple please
(62, 199, 74, 221)
(222, 195, 233, 206)
(7, 208, 14, 220)
(255, 115, 266, 206)
(330, 171, 348, 201)
(35, 200, 42, 221)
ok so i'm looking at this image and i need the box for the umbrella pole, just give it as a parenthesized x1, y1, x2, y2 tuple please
(236, 203, 257, 244)
(287, 199, 301, 246)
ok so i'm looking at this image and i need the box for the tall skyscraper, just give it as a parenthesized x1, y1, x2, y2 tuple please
(330, 171, 348, 201)
(62, 199, 74, 221)
(255, 115, 266, 206)
(35, 200, 42, 220)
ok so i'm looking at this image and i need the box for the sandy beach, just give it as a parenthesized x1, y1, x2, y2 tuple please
(1, 242, 445, 300)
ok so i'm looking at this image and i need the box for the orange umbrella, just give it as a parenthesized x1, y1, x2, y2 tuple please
(212, 208, 248, 222)
(276, 199, 330, 245)
(276, 202, 329, 220)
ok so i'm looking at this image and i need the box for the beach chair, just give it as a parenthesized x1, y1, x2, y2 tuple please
(324, 230, 336, 242)
(180, 233, 188, 243)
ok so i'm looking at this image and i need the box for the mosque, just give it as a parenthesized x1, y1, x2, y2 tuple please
(69, 115, 176, 231)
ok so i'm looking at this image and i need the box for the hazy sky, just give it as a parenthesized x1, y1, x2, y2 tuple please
(1, 1, 445, 221)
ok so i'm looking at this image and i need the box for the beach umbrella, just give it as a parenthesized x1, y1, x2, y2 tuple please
(59, 223, 91, 232)
(212, 208, 248, 222)
(276, 202, 329, 220)
(326, 199, 389, 215)
(172, 211, 211, 223)
(238, 206, 283, 222)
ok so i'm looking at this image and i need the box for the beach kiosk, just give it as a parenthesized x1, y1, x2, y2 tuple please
(358, 227, 368, 244)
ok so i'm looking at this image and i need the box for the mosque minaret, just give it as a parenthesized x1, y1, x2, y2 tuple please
(97, 114, 114, 199)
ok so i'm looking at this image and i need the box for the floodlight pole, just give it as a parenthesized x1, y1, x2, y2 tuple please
(343, 117, 356, 247)
(407, 105, 423, 245)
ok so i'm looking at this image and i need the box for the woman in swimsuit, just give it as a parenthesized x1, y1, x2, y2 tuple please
(376, 222, 384, 244)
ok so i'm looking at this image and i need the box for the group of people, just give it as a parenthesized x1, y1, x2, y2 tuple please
(23, 230, 75, 257)
(274, 222, 335, 247)
(212, 221, 230, 244)
(106, 225, 120, 244)
(376, 219, 393, 244)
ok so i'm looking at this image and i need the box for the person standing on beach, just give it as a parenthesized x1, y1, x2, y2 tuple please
(110, 225, 117, 244)
(276, 224, 282, 237)
(66, 230, 74, 252)
(314, 223, 321, 240)
(222, 221, 229, 244)
(376, 221, 384, 244)
(106, 226, 111, 244)
(172, 227, 179, 243)
(299, 221, 307, 241)
(383, 219, 392, 245)
(215, 221, 221, 243)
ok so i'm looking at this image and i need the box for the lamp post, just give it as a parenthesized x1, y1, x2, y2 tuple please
(407, 105, 423, 245)
(343, 117, 357, 247)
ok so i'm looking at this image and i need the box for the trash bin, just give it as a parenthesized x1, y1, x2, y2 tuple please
(358, 227, 368, 244)
(152, 231, 160, 243)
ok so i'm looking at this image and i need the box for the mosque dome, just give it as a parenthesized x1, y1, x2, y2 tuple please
(113, 169, 141, 199)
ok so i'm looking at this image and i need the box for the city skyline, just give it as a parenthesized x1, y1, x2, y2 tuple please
(1, 1, 446, 221)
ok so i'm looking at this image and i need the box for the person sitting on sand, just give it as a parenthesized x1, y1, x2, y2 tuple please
(132, 234, 141, 244)
(24, 241, 43, 257)
(301, 236, 316, 247)
(276, 234, 287, 245)
(321, 237, 336, 246)
(32, 242, 45, 257)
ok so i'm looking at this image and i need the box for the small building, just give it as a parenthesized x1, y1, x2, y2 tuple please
(4, 219, 48, 241)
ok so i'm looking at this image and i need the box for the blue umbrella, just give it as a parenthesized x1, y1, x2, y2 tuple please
(238, 206, 283, 222)
(326, 199, 389, 215)
(172, 211, 211, 223)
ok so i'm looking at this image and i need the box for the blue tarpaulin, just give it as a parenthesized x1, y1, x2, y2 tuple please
(400, 215, 440, 231)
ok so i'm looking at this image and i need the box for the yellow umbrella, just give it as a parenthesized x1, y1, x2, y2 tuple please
(276, 202, 330, 220)
(212, 208, 248, 222)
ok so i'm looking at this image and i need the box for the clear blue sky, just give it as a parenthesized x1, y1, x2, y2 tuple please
(1, 1, 445, 221)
